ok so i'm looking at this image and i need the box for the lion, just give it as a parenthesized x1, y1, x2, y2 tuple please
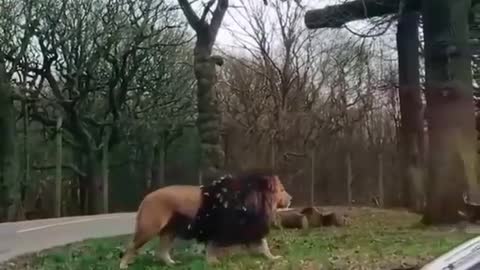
(119, 169, 292, 269)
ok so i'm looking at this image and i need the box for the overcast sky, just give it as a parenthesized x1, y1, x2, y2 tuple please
(213, 0, 342, 48)
(199, 0, 398, 65)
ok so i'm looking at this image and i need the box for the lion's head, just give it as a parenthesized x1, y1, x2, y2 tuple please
(181, 169, 292, 247)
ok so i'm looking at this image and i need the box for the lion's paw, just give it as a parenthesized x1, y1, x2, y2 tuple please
(165, 259, 177, 265)
(270, 255, 283, 260)
(119, 261, 129, 269)
(206, 256, 221, 265)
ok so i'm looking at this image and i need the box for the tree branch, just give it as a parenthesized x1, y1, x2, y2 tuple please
(201, 0, 216, 22)
(209, 0, 229, 39)
(304, 0, 418, 29)
(32, 163, 86, 177)
(305, 0, 479, 29)
(178, 0, 202, 31)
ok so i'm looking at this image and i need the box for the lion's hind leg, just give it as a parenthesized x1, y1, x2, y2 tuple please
(120, 230, 156, 269)
(248, 238, 282, 260)
(119, 208, 173, 269)
(156, 232, 177, 265)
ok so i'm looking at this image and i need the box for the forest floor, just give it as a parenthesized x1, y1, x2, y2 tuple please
(1, 206, 476, 270)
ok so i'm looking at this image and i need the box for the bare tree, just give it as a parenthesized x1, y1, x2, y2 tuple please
(220, 0, 334, 166)
(0, 0, 38, 221)
(12, 0, 189, 214)
(217, 0, 383, 204)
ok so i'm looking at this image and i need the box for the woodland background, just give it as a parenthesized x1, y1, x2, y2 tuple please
(0, 0, 478, 222)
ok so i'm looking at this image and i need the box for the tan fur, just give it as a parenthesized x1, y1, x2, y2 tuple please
(119, 176, 291, 269)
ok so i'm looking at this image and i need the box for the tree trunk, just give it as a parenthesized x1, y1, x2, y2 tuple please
(396, 11, 425, 212)
(102, 129, 110, 213)
(270, 133, 276, 169)
(377, 151, 384, 207)
(346, 151, 353, 204)
(55, 116, 63, 217)
(310, 150, 315, 206)
(0, 60, 18, 221)
(75, 151, 87, 215)
(194, 32, 225, 176)
(151, 140, 166, 189)
(178, 0, 228, 176)
(143, 143, 153, 193)
(79, 176, 87, 214)
(68, 176, 80, 216)
(86, 153, 102, 215)
(377, 118, 385, 208)
(20, 101, 29, 220)
(422, 0, 479, 224)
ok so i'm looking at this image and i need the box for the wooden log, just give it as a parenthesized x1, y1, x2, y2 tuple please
(300, 206, 323, 227)
(274, 210, 309, 229)
(320, 211, 345, 227)
(304, 0, 418, 29)
(304, 0, 479, 30)
(300, 207, 345, 227)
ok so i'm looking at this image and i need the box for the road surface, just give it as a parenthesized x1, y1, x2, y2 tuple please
(0, 213, 136, 263)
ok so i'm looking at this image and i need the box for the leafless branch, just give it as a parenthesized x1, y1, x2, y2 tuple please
(33, 163, 86, 177)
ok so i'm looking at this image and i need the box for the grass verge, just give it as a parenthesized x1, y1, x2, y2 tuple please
(2, 206, 474, 270)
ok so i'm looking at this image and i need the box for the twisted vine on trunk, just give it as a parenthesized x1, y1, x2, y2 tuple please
(178, 0, 228, 176)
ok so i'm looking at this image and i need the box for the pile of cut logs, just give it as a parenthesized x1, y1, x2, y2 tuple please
(273, 207, 346, 229)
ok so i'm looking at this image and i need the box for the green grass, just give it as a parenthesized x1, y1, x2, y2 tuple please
(3, 207, 475, 270)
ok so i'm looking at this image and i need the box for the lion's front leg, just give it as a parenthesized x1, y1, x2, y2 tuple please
(248, 238, 282, 260)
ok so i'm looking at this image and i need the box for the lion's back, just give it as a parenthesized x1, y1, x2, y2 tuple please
(141, 185, 202, 219)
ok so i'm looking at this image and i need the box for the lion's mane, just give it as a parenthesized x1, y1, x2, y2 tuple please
(175, 169, 277, 246)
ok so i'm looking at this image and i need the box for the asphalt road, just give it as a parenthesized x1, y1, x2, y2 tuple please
(0, 209, 299, 264)
(0, 213, 136, 263)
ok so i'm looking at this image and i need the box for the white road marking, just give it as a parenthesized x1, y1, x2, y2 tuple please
(17, 215, 130, 233)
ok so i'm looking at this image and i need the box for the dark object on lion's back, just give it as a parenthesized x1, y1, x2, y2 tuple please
(184, 170, 277, 246)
